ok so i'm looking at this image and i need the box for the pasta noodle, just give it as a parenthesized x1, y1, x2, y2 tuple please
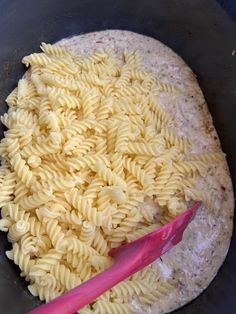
(0, 42, 221, 313)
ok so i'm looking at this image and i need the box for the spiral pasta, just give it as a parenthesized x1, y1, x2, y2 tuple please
(29, 248, 64, 276)
(21, 137, 61, 158)
(7, 220, 30, 242)
(80, 221, 96, 245)
(63, 118, 95, 139)
(111, 196, 143, 227)
(173, 160, 207, 176)
(40, 42, 70, 57)
(0, 42, 222, 311)
(111, 278, 152, 300)
(6, 243, 35, 278)
(162, 128, 190, 153)
(28, 283, 63, 303)
(187, 151, 225, 163)
(83, 176, 105, 201)
(184, 188, 214, 210)
(0, 172, 17, 207)
(66, 252, 92, 281)
(126, 224, 160, 242)
(156, 172, 183, 206)
(50, 263, 81, 290)
(93, 162, 127, 190)
(154, 161, 173, 195)
(65, 188, 104, 226)
(152, 80, 179, 94)
(80, 89, 100, 119)
(10, 153, 35, 188)
(6, 138, 21, 158)
(45, 219, 67, 249)
(108, 209, 142, 247)
(115, 122, 130, 152)
(66, 236, 99, 259)
(92, 300, 135, 314)
(20, 233, 51, 256)
(20, 189, 54, 210)
(123, 157, 151, 187)
(126, 141, 163, 156)
(91, 228, 108, 255)
(107, 121, 118, 153)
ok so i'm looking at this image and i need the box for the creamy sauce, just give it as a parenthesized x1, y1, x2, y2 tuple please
(57, 30, 234, 313)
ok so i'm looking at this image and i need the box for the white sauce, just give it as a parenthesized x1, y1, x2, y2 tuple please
(158, 261, 173, 279)
(57, 30, 234, 313)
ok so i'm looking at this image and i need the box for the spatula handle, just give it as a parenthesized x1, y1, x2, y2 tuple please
(27, 261, 130, 314)
(27, 202, 200, 314)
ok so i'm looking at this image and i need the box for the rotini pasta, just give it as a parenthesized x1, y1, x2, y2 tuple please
(7, 220, 30, 242)
(92, 300, 135, 314)
(10, 153, 35, 188)
(66, 252, 92, 281)
(50, 263, 81, 290)
(0, 40, 223, 313)
(162, 128, 190, 153)
(108, 209, 142, 247)
(20, 189, 54, 210)
(6, 243, 35, 279)
(93, 161, 127, 190)
(65, 189, 104, 226)
(79, 221, 96, 245)
(123, 157, 151, 187)
(0, 172, 17, 207)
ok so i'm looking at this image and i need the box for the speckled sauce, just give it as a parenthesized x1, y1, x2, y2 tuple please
(57, 30, 234, 313)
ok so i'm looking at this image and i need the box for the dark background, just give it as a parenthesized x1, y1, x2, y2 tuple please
(0, 0, 235, 313)
(219, 0, 236, 21)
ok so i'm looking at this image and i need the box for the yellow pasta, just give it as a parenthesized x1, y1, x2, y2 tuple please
(50, 263, 81, 290)
(123, 157, 151, 187)
(79, 221, 96, 245)
(66, 252, 92, 281)
(6, 243, 35, 278)
(108, 209, 142, 248)
(7, 220, 30, 242)
(0, 43, 221, 311)
(40, 42, 70, 57)
(0, 172, 17, 207)
(66, 189, 105, 226)
(162, 128, 190, 153)
(93, 161, 127, 190)
(28, 283, 63, 303)
(93, 300, 135, 314)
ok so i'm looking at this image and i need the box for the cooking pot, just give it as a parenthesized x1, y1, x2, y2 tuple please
(0, 0, 235, 313)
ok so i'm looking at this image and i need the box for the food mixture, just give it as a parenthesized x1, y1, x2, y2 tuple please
(0, 30, 234, 314)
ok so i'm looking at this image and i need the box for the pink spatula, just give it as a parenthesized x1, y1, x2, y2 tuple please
(28, 201, 201, 314)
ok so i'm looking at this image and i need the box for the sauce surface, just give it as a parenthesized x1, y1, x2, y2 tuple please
(58, 30, 234, 313)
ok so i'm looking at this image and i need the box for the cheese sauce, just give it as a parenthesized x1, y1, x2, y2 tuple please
(58, 30, 234, 313)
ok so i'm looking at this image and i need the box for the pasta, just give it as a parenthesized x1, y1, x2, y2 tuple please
(0, 41, 222, 313)
(65, 189, 104, 226)
(10, 153, 35, 188)
(6, 243, 35, 278)
(93, 162, 127, 190)
(0, 171, 17, 207)
(50, 263, 81, 290)
(80, 221, 96, 245)
(93, 300, 135, 314)
(7, 220, 30, 242)
(19, 189, 54, 210)
(66, 253, 92, 281)
(108, 209, 142, 248)
(123, 157, 151, 187)
(28, 283, 63, 303)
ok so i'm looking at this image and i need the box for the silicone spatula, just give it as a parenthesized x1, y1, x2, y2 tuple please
(28, 201, 201, 314)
